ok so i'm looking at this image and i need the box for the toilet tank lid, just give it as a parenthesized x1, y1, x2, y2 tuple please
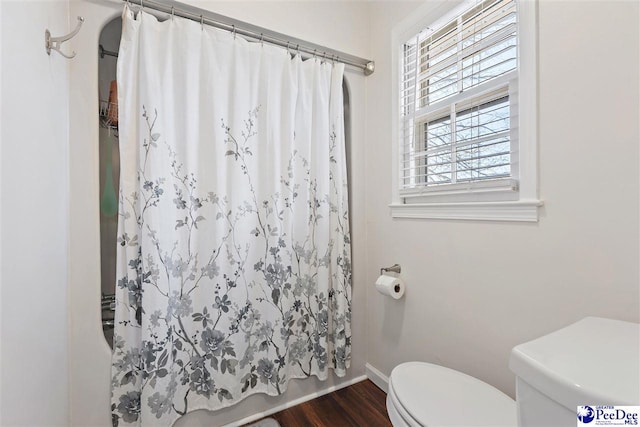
(509, 317, 640, 409)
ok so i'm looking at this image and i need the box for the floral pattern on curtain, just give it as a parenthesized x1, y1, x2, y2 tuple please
(111, 7, 351, 427)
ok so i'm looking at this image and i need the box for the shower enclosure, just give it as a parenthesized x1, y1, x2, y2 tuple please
(74, 4, 365, 425)
(98, 17, 122, 348)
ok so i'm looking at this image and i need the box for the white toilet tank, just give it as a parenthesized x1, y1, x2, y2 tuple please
(510, 317, 639, 427)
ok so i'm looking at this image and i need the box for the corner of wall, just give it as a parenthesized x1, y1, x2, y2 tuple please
(365, 363, 389, 393)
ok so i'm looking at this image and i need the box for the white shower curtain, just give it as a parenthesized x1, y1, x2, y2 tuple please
(111, 6, 351, 426)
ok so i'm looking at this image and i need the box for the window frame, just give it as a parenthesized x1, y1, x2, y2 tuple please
(390, 0, 541, 222)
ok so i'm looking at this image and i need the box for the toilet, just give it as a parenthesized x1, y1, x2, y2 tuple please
(386, 317, 639, 427)
(386, 362, 516, 426)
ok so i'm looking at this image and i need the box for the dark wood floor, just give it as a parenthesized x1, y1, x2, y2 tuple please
(249, 380, 392, 427)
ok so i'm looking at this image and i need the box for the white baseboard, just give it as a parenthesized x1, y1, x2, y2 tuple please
(365, 363, 389, 393)
(224, 374, 368, 427)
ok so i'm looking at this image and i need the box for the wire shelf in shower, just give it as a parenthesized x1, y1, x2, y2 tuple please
(99, 100, 119, 135)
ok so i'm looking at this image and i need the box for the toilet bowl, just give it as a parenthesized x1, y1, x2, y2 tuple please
(386, 362, 516, 426)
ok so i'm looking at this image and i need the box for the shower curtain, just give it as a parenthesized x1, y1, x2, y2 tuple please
(111, 6, 351, 426)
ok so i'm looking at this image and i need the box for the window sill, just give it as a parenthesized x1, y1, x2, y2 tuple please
(389, 199, 543, 222)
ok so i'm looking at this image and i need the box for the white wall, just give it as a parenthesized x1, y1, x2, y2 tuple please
(0, 1, 70, 425)
(67, 1, 370, 425)
(365, 0, 640, 397)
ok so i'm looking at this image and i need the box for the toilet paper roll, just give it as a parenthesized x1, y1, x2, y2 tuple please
(375, 274, 405, 299)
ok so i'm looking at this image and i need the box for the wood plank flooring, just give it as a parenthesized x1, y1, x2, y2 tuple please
(249, 380, 392, 427)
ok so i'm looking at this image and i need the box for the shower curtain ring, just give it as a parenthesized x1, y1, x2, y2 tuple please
(200, 15, 204, 30)
(296, 44, 300, 56)
(232, 25, 236, 39)
(170, 6, 174, 20)
(260, 33, 264, 46)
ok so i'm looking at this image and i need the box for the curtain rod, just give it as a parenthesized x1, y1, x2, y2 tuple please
(122, 0, 375, 75)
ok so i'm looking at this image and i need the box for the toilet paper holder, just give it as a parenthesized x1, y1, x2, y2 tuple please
(380, 263, 401, 275)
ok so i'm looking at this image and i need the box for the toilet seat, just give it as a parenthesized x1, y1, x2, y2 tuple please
(387, 378, 421, 427)
(387, 362, 516, 427)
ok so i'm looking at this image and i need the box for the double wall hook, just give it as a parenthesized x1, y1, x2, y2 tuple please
(45, 16, 84, 59)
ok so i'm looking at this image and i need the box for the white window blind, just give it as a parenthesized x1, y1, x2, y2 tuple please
(400, 0, 519, 197)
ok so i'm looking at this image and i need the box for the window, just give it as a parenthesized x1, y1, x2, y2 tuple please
(392, 0, 540, 221)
